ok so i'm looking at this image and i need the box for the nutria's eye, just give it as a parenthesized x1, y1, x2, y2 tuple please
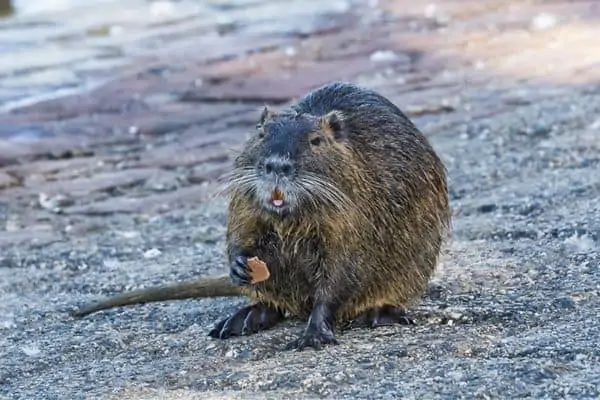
(310, 137, 322, 146)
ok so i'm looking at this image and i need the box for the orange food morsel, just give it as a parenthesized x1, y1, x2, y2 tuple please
(246, 256, 271, 283)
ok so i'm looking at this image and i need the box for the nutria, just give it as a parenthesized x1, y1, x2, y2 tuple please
(71, 81, 451, 351)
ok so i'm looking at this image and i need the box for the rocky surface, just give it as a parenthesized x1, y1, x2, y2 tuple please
(1, 0, 600, 399)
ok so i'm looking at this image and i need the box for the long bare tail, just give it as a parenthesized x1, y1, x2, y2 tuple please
(71, 275, 242, 317)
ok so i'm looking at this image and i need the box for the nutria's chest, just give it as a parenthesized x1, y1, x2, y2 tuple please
(256, 228, 321, 278)
(251, 227, 323, 316)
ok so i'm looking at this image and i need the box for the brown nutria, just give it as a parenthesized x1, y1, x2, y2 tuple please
(71, 81, 451, 351)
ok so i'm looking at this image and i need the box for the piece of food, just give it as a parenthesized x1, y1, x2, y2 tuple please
(247, 256, 270, 283)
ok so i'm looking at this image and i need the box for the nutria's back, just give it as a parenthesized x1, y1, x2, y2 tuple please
(225, 81, 450, 322)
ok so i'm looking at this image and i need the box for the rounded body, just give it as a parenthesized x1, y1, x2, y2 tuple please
(227, 82, 450, 322)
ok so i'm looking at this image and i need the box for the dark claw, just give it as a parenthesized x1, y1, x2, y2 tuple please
(285, 326, 339, 351)
(229, 255, 252, 286)
(208, 303, 284, 339)
(342, 305, 415, 330)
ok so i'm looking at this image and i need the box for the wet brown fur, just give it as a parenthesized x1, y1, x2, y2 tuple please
(71, 82, 450, 334)
(226, 81, 450, 323)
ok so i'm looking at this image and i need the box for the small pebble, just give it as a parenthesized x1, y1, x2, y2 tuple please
(370, 50, 401, 63)
(531, 13, 558, 31)
(38, 193, 74, 213)
(150, 1, 175, 17)
(21, 345, 42, 357)
(0, 316, 16, 330)
(284, 46, 297, 57)
(563, 235, 595, 253)
(143, 248, 162, 259)
(225, 348, 241, 358)
(478, 204, 498, 214)
(551, 297, 576, 310)
(116, 230, 141, 239)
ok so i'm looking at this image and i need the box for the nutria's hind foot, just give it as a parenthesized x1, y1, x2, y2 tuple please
(208, 303, 285, 339)
(343, 305, 415, 330)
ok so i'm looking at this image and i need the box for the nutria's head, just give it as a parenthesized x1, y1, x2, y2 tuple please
(225, 106, 354, 217)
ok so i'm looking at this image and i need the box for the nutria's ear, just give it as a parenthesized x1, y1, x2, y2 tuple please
(258, 106, 275, 127)
(319, 110, 346, 141)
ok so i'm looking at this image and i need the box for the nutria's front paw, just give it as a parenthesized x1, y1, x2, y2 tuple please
(229, 255, 252, 286)
(285, 326, 339, 351)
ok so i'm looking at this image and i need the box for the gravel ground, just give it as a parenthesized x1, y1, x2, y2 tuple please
(1, 83, 599, 399)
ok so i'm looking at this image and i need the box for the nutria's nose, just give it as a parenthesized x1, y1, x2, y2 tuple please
(264, 156, 294, 177)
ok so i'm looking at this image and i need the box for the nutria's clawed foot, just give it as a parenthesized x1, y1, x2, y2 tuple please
(208, 303, 284, 339)
(343, 305, 415, 330)
(286, 302, 339, 351)
(285, 325, 339, 351)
